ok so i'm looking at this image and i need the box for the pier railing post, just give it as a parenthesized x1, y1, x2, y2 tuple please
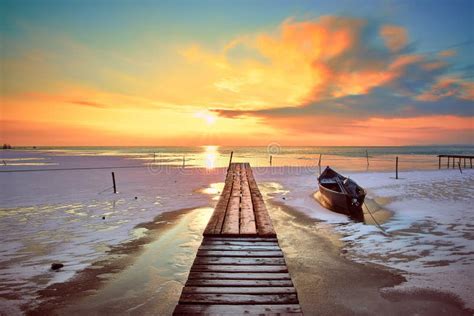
(227, 151, 233, 172)
(438, 156, 441, 169)
(269, 155, 272, 166)
(366, 150, 369, 167)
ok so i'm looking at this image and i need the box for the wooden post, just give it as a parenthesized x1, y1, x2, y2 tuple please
(453, 157, 455, 169)
(395, 156, 399, 179)
(153, 152, 156, 163)
(112, 172, 117, 194)
(464, 158, 466, 168)
(227, 151, 233, 172)
(366, 150, 369, 167)
(447, 157, 450, 168)
(318, 154, 322, 175)
(182, 155, 185, 168)
(269, 155, 272, 166)
(458, 161, 463, 174)
(470, 158, 472, 168)
(438, 156, 441, 169)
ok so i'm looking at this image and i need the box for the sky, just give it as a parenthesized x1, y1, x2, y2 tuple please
(1, 0, 473, 146)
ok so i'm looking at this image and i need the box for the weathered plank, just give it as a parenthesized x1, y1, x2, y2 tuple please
(199, 245, 281, 251)
(193, 257, 286, 266)
(190, 265, 288, 273)
(201, 240, 279, 246)
(185, 279, 294, 287)
(204, 237, 278, 242)
(197, 250, 283, 258)
(221, 196, 240, 235)
(182, 287, 296, 295)
(179, 293, 298, 305)
(187, 272, 291, 280)
(174, 304, 302, 315)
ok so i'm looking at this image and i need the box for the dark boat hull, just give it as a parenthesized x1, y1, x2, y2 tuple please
(317, 167, 366, 221)
(318, 183, 364, 221)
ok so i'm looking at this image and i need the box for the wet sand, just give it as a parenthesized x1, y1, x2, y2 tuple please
(268, 200, 471, 316)
(27, 196, 471, 315)
(27, 207, 213, 315)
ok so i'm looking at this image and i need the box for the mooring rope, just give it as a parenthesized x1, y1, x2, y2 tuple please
(363, 201, 390, 236)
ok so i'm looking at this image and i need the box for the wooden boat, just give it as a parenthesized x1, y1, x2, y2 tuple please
(318, 166, 366, 221)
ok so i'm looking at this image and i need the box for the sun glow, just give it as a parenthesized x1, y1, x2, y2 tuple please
(195, 111, 217, 125)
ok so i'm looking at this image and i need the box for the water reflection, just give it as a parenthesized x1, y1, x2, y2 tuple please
(203, 145, 218, 169)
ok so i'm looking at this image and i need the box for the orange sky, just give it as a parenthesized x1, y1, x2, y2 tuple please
(1, 5, 473, 146)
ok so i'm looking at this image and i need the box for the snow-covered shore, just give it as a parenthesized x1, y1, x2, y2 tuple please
(1, 150, 473, 312)
(255, 167, 474, 310)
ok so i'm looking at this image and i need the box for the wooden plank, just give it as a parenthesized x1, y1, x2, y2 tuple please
(174, 304, 302, 315)
(193, 257, 286, 266)
(197, 250, 283, 258)
(204, 237, 277, 242)
(187, 272, 291, 280)
(203, 164, 235, 235)
(253, 201, 276, 237)
(203, 193, 230, 235)
(190, 265, 288, 273)
(221, 196, 240, 235)
(199, 245, 281, 251)
(185, 279, 294, 287)
(240, 194, 256, 235)
(182, 287, 296, 295)
(202, 240, 279, 246)
(179, 293, 298, 305)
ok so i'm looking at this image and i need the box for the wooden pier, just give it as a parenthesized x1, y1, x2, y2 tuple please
(173, 163, 302, 315)
(438, 155, 473, 169)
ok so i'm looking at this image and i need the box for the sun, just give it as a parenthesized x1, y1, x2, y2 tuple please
(196, 111, 217, 125)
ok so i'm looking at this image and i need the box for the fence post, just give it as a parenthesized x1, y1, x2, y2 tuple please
(395, 157, 399, 179)
(318, 154, 322, 175)
(112, 172, 117, 194)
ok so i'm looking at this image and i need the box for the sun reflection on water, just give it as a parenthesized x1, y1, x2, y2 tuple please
(203, 145, 218, 169)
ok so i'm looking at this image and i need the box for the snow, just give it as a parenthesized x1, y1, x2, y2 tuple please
(1, 150, 473, 311)
(255, 167, 474, 310)
(1, 151, 224, 310)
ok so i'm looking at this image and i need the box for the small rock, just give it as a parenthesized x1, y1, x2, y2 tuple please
(282, 197, 286, 200)
(134, 196, 138, 200)
(102, 216, 105, 220)
(341, 249, 348, 254)
(51, 263, 64, 271)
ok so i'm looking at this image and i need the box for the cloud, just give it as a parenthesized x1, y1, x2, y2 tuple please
(69, 100, 109, 108)
(379, 25, 408, 52)
(438, 49, 457, 58)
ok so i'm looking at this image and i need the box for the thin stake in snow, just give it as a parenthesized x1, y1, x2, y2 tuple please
(318, 154, 322, 175)
(112, 172, 117, 194)
(395, 156, 399, 179)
